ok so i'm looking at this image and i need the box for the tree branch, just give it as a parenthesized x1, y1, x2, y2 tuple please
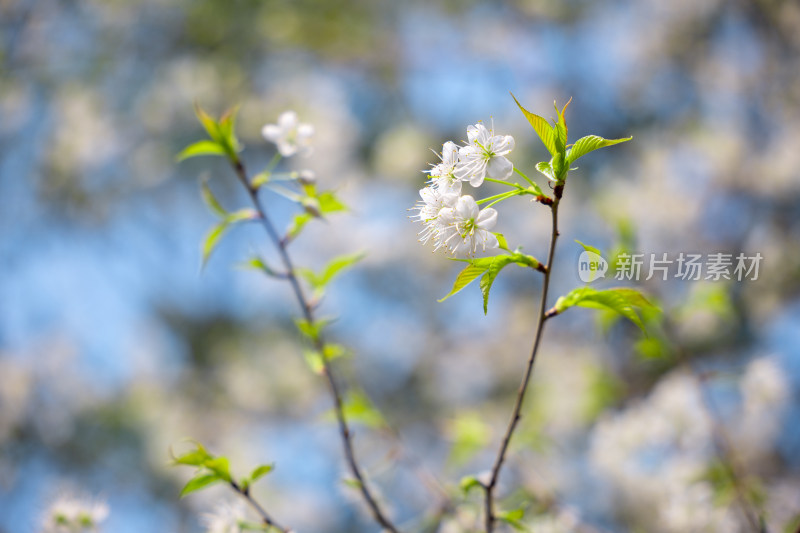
(484, 185, 563, 532)
(229, 157, 400, 533)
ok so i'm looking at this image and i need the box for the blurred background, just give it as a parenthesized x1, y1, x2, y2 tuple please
(1, 0, 800, 531)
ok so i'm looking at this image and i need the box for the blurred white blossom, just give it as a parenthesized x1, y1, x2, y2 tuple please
(201, 500, 248, 533)
(41, 494, 109, 533)
(261, 111, 314, 157)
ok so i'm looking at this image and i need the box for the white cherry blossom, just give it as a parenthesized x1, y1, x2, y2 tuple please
(412, 182, 459, 246)
(454, 122, 515, 187)
(261, 110, 314, 157)
(428, 141, 462, 193)
(437, 195, 499, 257)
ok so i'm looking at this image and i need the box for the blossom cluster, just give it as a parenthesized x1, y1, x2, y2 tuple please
(41, 494, 109, 533)
(413, 123, 515, 257)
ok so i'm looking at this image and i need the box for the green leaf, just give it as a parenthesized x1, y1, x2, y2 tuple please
(250, 464, 275, 483)
(438, 262, 489, 302)
(299, 252, 365, 290)
(535, 162, 555, 182)
(575, 239, 602, 256)
(553, 98, 571, 155)
(783, 513, 800, 533)
(200, 179, 227, 218)
(480, 255, 517, 314)
(338, 390, 384, 428)
(317, 191, 347, 214)
(459, 475, 482, 494)
(554, 287, 657, 332)
(204, 456, 232, 482)
(240, 257, 278, 276)
(287, 212, 313, 241)
(172, 444, 212, 466)
(498, 509, 527, 531)
(295, 318, 323, 342)
(180, 473, 222, 498)
(217, 105, 241, 155)
(177, 140, 226, 162)
(567, 134, 632, 164)
(511, 93, 556, 156)
(495, 233, 510, 251)
(202, 222, 229, 267)
(194, 103, 223, 143)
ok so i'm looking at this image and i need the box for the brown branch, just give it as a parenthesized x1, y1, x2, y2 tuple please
(230, 480, 291, 533)
(484, 186, 563, 532)
(229, 157, 400, 533)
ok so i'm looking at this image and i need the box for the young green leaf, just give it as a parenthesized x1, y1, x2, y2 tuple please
(306, 252, 365, 289)
(553, 98, 571, 155)
(554, 287, 657, 332)
(498, 509, 526, 531)
(194, 103, 223, 143)
(574, 239, 602, 256)
(249, 464, 275, 483)
(201, 178, 227, 218)
(479, 255, 517, 314)
(511, 93, 557, 156)
(202, 222, 229, 267)
(438, 262, 489, 302)
(204, 456, 232, 482)
(459, 475, 483, 494)
(337, 390, 385, 428)
(177, 140, 226, 162)
(567, 134, 632, 164)
(494, 233, 510, 251)
(240, 257, 279, 277)
(171, 444, 212, 466)
(317, 191, 347, 214)
(180, 473, 222, 498)
(287, 212, 313, 241)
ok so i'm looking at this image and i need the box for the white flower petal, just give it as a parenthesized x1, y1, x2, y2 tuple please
(261, 124, 281, 142)
(487, 155, 513, 180)
(278, 110, 298, 129)
(477, 207, 497, 230)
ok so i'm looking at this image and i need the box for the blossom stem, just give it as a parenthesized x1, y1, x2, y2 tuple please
(483, 177, 526, 190)
(475, 190, 520, 206)
(483, 192, 520, 210)
(513, 167, 538, 188)
(228, 155, 401, 533)
(484, 184, 562, 533)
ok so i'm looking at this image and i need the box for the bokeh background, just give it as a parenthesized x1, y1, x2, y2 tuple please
(2, 0, 799, 531)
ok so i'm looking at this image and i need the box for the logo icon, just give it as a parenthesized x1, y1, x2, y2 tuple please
(578, 250, 608, 282)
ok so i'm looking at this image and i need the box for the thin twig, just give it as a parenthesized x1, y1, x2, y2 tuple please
(229, 158, 400, 533)
(483, 184, 563, 532)
(230, 480, 291, 533)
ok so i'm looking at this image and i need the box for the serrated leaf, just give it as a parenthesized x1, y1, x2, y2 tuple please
(180, 473, 222, 498)
(250, 464, 275, 483)
(202, 222, 229, 267)
(567, 134, 632, 164)
(553, 98, 571, 156)
(204, 456, 232, 482)
(177, 140, 226, 162)
(575, 239, 602, 256)
(535, 161, 555, 182)
(200, 179, 227, 218)
(459, 475, 482, 494)
(480, 255, 516, 314)
(511, 93, 556, 156)
(554, 287, 657, 332)
(438, 262, 489, 302)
